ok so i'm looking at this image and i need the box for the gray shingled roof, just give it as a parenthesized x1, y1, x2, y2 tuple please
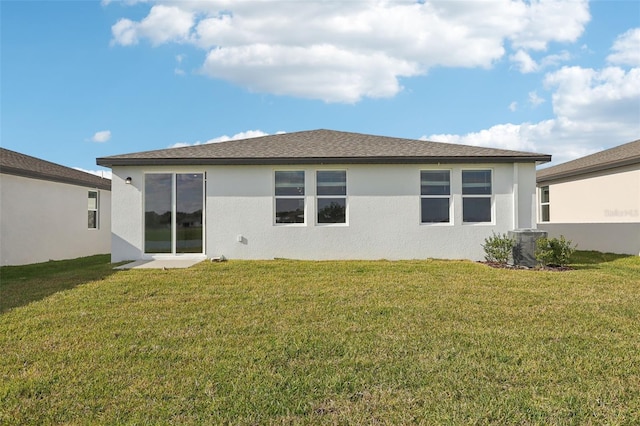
(1, 147, 111, 191)
(537, 139, 640, 184)
(97, 129, 550, 167)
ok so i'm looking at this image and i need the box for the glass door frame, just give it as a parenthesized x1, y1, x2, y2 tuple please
(143, 172, 206, 256)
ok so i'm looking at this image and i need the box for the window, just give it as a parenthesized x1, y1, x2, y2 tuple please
(420, 170, 450, 223)
(317, 170, 347, 224)
(88, 191, 99, 229)
(540, 186, 550, 222)
(275, 171, 305, 224)
(462, 170, 492, 223)
(144, 173, 204, 254)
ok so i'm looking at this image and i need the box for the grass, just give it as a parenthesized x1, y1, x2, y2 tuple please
(0, 255, 122, 314)
(1, 252, 639, 424)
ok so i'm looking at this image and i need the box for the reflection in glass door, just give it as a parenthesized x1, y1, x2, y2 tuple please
(145, 174, 173, 253)
(144, 173, 204, 254)
(176, 173, 203, 253)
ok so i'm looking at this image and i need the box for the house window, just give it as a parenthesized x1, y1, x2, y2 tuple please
(317, 170, 347, 224)
(420, 170, 451, 223)
(88, 191, 99, 229)
(540, 186, 550, 222)
(275, 171, 305, 224)
(462, 170, 492, 223)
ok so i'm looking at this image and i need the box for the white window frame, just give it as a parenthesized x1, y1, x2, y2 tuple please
(88, 190, 99, 229)
(420, 169, 452, 225)
(539, 186, 550, 222)
(316, 169, 348, 226)
(462, 169, 494, 224)
(274, 170, 306, 226)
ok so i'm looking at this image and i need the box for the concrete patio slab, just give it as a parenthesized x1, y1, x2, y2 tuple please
(115, 258, 205, 270)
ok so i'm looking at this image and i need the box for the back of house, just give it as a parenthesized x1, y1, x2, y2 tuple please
(97, 129, 551, 263)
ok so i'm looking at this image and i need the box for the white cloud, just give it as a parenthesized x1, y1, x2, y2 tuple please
(510, 50, 538, 73)
(202, 44, 419, 103)
(607, 28, 640, 67)
(204, 130, 273, 144)
(425, 120, 601, 165)
(74, 167, 112, 180)
(425, 121, 551, 152)
(528, 91, 545, 107)
(170, 142, 192, 148)
(111, 0, 591, 103)
(539, 50, 571, 69)
(508, 0, 590, 50)
(509, 101, 518, 112)
(544, 66, 640, 127)
(510, 49, 571, 73)
(111, 19, 138, 46)
(422, 32, 640, 166)
(174, 54, 186, 75)
(169, 130, 274, 148)
(111, 5, 194, 47)
(91, 130, 111, 143)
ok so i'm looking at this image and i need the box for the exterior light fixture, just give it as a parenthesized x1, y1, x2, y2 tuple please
(125, 177, 132, 184)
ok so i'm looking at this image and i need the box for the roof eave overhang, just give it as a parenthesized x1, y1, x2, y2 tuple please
(97, 155, 551, 167)
(1, 167, 111, 190)
(537, 156, 640, 184)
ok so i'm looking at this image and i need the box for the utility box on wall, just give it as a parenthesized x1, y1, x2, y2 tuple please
(509, 229, 547, 268)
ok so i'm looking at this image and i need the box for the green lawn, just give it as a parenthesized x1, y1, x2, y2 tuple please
(1, 253, 639, 424)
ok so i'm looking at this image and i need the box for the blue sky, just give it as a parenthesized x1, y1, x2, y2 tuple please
(2, 0, 639, 179)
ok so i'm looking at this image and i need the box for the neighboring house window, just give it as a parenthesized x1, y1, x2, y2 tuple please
(275, 171, 305, 224)
(88, 191, 99, 229)
(462, 170, 492, 223)
(420, 170, 451, 223)
(540, 186, 550, 222)
(317, 170, 347, 224)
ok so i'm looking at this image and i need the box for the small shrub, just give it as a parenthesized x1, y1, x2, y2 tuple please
(535, 237, 554, 266)
(535, 235, 576, 267)
(482, 232, 515, 265)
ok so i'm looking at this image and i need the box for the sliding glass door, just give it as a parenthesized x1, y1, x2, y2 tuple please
(145, 174, 173, 253)
(176, 173, 204, 253)
(145, 173, 204, 255)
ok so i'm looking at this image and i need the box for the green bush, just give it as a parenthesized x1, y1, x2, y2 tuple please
(535, 235, 576, 267)
(482, 232, 515, 265)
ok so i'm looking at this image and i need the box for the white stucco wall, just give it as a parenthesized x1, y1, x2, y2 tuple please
(110, 162, 537, 262)
(535, 164, 640, 256)
(539, 164, 640, 223)
(538, 223, 640, 256)
(0, 174, 111, 266)
(110, 167, 145, 263)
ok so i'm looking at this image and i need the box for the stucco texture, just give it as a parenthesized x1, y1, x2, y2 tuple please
(110, 162, 537, 262)
(1, 174, 111, 266)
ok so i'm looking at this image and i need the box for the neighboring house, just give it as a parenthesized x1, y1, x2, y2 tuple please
(536, 139, 640, 256)
(96, 129, 550, 262)
(0, 148, 111, 266)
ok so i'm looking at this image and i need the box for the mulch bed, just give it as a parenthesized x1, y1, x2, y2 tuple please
(481, 262, 573, 271)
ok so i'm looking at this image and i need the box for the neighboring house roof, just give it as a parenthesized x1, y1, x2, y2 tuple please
(0, 147, 111, 191)
(96, 129, 551, 167)
(537, 139, 640, 184)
